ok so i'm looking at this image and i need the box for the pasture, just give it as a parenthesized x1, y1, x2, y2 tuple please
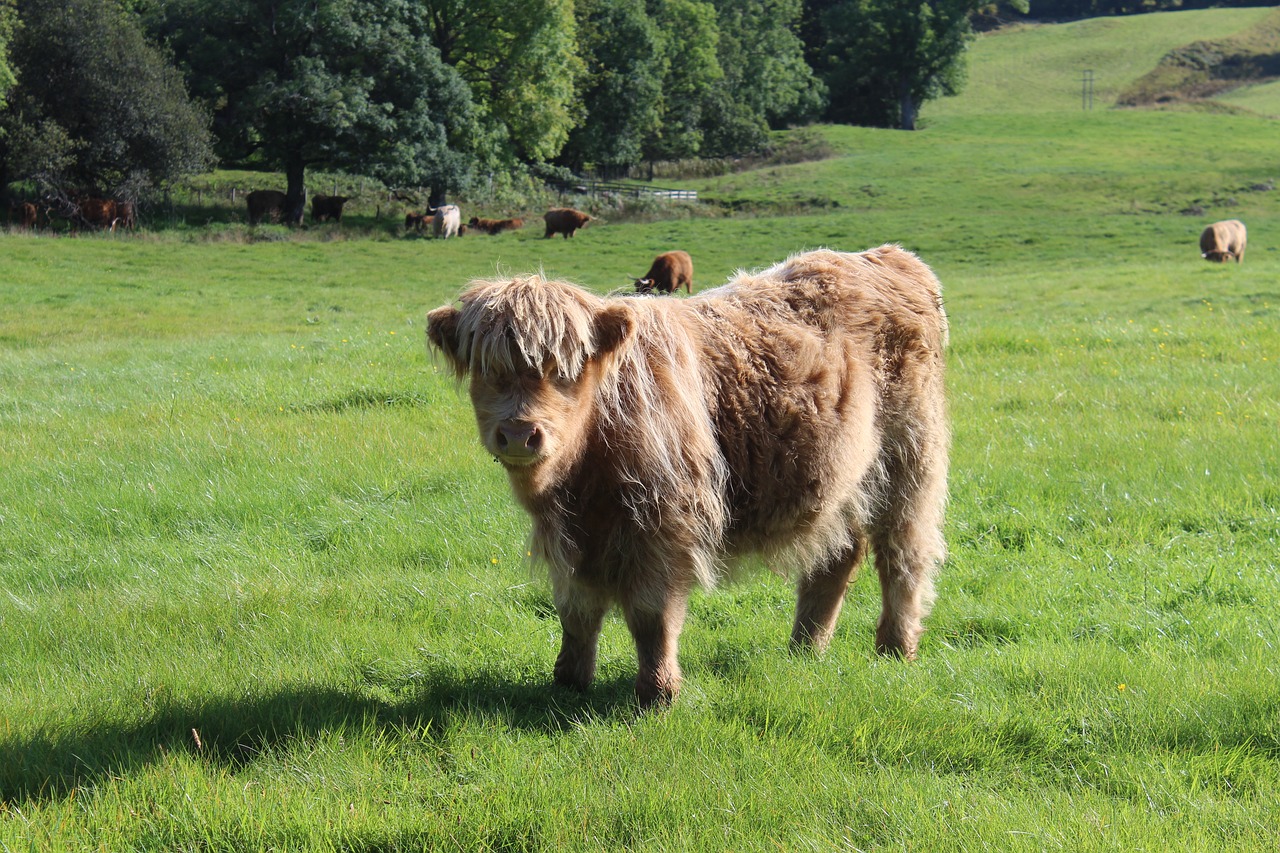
(2, 8, 1279, 850)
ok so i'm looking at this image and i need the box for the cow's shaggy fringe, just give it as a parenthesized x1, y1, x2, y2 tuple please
(440, 276, 731, 591)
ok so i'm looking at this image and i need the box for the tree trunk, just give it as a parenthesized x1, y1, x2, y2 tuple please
(284, 157, 307, 226)
(899, 78, 918, 131)
(427, 186, 446, 209)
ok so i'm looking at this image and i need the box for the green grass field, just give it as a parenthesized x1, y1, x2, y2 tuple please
(2, 9, 1279, 851)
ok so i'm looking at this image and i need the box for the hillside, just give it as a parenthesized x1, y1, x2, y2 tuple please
(924, 6, 1276, 117)
(1116, 7, 1280, 112)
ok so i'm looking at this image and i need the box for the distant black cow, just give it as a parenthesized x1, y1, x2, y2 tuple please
(246, 190, 287, 225)
(311, 194, 351, 223)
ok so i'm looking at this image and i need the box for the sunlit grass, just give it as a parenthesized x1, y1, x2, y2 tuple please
(3, 8, 1280, 850)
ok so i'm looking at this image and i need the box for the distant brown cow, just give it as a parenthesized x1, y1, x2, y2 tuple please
(469, 216, 525, 235)
(427, 245, 950, 707)
(405, 212, 429, 233)
(1200, 219, 1247, 263)
(113, 201, 136, 231)
(311, 194, 351, 223)
(635, 251, 693, 295)
(9, 201, 38, 229)
(78, 197, 131, 231)
(246, 190, 288, 225)
(543, 207, 592, 239)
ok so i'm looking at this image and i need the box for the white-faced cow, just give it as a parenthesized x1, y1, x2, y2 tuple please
(635, 250, 693, 295)
(427, 246, 950, 708)
(1200, 219, 1247, 263)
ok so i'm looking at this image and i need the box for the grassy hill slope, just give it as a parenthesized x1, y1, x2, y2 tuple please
(925, 6, 1275, 116)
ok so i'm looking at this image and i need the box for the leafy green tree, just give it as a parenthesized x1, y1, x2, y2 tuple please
(560, 0, 666, 172)
(151, 0, 475, 220)
(0, 0, 15, 108)
(704, 0, 826, 155)
(0, 0, 213, 200)
(419, 0, 583, 168)
(641, 0, 724, 162)
(806, 0, 982, 129)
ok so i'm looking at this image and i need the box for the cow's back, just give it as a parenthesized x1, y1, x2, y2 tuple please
(685, 246, 947, 556)
(1201, 219, 1247, 262)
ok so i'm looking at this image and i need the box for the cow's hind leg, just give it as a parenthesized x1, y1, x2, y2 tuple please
(621, 585, 691, 708)
(791, 537, 866, 652)
(552, 579, 609, 692)
(872, 442, 948, 660)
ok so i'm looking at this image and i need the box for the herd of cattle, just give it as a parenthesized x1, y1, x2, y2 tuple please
(4, 193, 1252, 272)
(6, 196, 137, 231)
(401, 204, 592, 240)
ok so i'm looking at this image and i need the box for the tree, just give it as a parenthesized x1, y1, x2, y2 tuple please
(806, 0, 982, 129)
(418, 0, 583, 169)
(0, 0, 213, 200)
(151, 0, 476, 220)
(559, 0, 666, 173)
(704, 0, 826, 155)
(0, 0, 15, 108)
(641, 0, 724, 162)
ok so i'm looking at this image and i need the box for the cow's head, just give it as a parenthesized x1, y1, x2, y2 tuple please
(428, 276, 637, 489)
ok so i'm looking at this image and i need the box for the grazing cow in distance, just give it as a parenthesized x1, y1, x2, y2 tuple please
(469, 216, 525, 235)
(8, 200, 39, 229)
(77, 197, 133, 231)
(635, 250, 694, 295)
(246, 190, 288, 225)
(1200, 219, 1247, 263)
(543, 207, 592, 239)
(405, 212, 429, 233)
(311, 194, 351, 223)
(427, 245, 950, 707)
(433, 204, 461, 239)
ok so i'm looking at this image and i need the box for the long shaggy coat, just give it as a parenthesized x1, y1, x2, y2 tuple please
(1200, 219, 1246, 263)
(427, 245, 950, 706)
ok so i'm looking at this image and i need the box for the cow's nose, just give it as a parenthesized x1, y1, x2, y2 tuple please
(496, 421, 542, 456)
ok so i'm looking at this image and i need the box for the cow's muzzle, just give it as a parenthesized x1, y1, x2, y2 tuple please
(494, 420, 543, 464)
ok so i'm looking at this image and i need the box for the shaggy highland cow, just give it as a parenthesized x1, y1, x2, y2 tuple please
(427, 246, 950, 707)
(433, 204, 462, 239)
(635, 250, 693, 295)
(543, 207, 592, 239)
(1200, 219, 1247, 263)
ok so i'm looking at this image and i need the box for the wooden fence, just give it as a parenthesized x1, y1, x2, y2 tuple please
(546, 178, 697, 201)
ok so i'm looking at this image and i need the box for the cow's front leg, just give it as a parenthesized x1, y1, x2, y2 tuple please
(621, 586, 690, 708)
(791, 537, 865, 652)
(552, 579, 609, 692)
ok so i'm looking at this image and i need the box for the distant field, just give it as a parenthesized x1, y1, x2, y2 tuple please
(1219, 76, 1280, 117)
(2, 8, 1279, 851)
(928, 7, 1275, 115)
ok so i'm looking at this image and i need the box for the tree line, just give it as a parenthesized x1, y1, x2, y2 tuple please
(0, 0, 1271, 216)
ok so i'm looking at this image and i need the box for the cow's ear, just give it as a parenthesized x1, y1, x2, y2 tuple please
(592, 304, 636, 364)
(427, 305, 468, 377)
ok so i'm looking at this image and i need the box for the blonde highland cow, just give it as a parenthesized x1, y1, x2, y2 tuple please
(1200, 219, 1247, 263)
(427, 246, 950, 707)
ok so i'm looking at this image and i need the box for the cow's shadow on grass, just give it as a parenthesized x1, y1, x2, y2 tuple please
(0, 665, 637, 805)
